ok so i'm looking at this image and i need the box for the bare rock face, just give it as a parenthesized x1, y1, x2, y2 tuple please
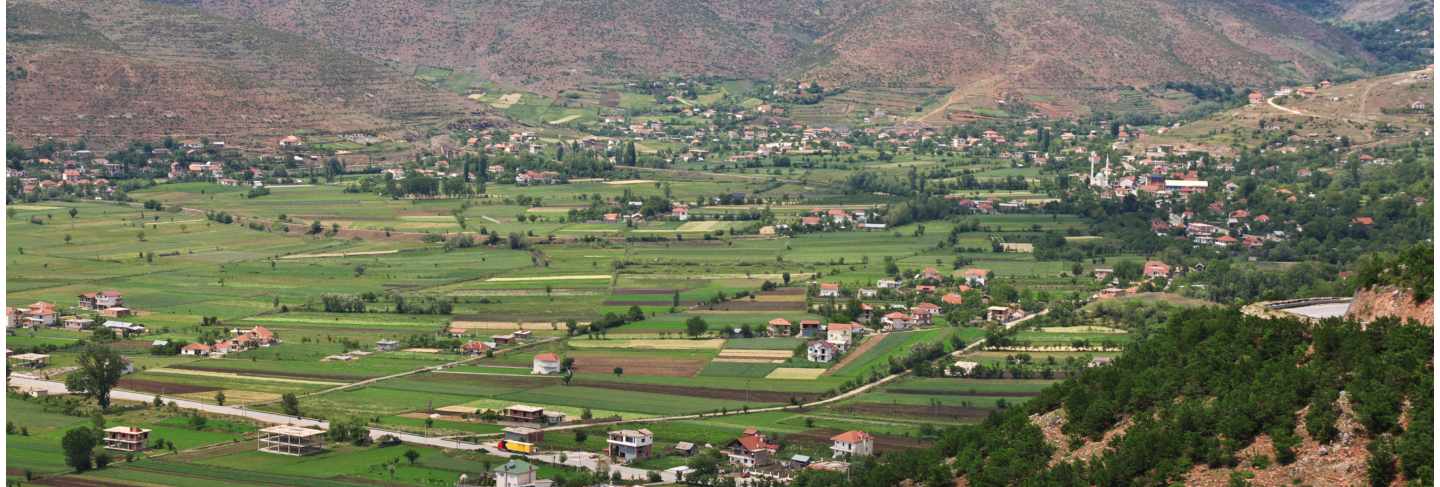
(1346, 286, 1433, 326)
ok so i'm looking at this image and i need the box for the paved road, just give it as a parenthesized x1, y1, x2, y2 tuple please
(8, 375, 672, 481)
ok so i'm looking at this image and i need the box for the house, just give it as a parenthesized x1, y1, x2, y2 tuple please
(1352, 216, 1374, 226)
(942, 293, 964, 306)
(103, 426, 151, 452)
(502, 426, 544, 444)
(503, 404, 548, 424)
(882, 312, 913, 330)
(950, 361, 980, 376)
(826, 322, 863, 350)
(920, 267, 943, 282)
(240, 326, 276, 346)
(461, 341, 491, 355)
(606, 429, 654, 463)
(830, 430, 874, 458)
(446, 327, 468, 338)
(807, 340, 839, 363)
(1093, 268, 1114, 281)
(912, 302, 940, 318)
(492, 460, 547, 487)
(959, 269, 989, 287)
(672, 206, 689, 221)
(531, 353, 561, 375)
(376, 339, 399, 352)
(100, 307, 133, 318)
(986, 306, 1013, 323)
(23, 302, 57, 327)
(914, 284, 937, 294)
(78, 291, 123, 310)
(798, 319, 823, 338)
(790, 455, 813, 469)
(727, 429, 780, 468)
(818, 283, 841, 298)
(278, 135, 303, 147)
(103, 320, 145, 336)
(181, 343, 212, 356)
(1143, 261, 1171, 279)
(876, 278, 902, 289)
(62, 316, 95, 331)
(858, 288, 878, 298)
(258, 425, 325, 456)
(767, 318, 793, 336)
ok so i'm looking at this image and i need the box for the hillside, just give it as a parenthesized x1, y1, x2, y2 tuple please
(6, 0, 493, 149)
(792, 307, 1432, 486)
(174, 0, 1373, 115)
(1148, 66, 1433, 155)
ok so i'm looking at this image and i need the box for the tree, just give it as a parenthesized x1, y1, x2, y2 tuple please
(280, 393, 301, 416)
(214, 390, 226, 406)
(685, 316, 709, 338)
(68, 207, 78, 219)
(613, 367, 624, 377)
(61, 427, 96, 472)
(404, 448, 421, 465)
(65, 344, 126, 410)
(574, 429, 588, 443)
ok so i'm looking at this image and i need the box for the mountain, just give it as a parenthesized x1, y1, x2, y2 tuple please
(6, 0, 494, 148)
(174, 0, 1374, 114)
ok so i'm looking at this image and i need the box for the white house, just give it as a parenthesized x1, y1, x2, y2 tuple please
(960, 269, 989, 287)
(825, 322, 863, 350)
(807, 340, 838, 363)
(876, 278, 902, 289)
(532, 352, 562, 375)
(830, 430, 874, 458)
(818, 283, 841, 298)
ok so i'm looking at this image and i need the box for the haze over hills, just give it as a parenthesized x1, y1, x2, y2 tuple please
(181, 0, 1373, 106)
(6, 0, 494, 147)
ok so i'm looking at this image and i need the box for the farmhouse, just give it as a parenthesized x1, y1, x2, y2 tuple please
(798, 319, 823, 338)
(950, 361, 980, 376)
(727, 429, 780, 468)
(503, 426, 545, 444)
(606, 429, 654, 463)
(942, 293, 964, 306)
(1143, 261, 1171, 279)
(22, 302, 57, 327)
(826, 322, 864, 349)
(62, 316, 95, 330)
(818, 283, 841, 298)
(807, 340, 839, 363)
(767, 318, 793, 336)
(239, 326, 277, 346)
(491, 460, 546, 487)
(882, 312, 913, 330)
(258, 425, 325, 456)
(103, 320, 146, 336)
(986, 306, 1014, 323)
(830, 430, 874, 458)
(78, 290, 124, 310)
(959, 269, 989, 287)
(376, 339, 399, 351)
(100, 307, 133, 318)
(532, 353, 561, 375)
(181, 343, 212, 356)
(503, 404, 548, 424)
(103, 426, 151, 452)
(458, 340, 490, 355)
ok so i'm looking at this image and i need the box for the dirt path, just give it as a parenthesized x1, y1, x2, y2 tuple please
(823, 332, 889, 376)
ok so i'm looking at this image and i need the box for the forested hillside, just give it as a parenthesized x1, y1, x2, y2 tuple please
(794, 307, 1433, 486)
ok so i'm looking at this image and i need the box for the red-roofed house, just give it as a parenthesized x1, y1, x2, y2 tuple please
(1352, 216, 1374, 226)
(818, 283, 841, 298)
(727, 430, 780, 468)
(532, 353, 561, 375)
(942, 293, 964, 306)
(461, 341, 491, 355)
(767, 318, 793, 336)
(826, 322, 864, 349)
(1143, 261, 1170, 279)
(881, 312, 913, 330)
(181, 343, 212, 356)
(830, 430, 874, 458)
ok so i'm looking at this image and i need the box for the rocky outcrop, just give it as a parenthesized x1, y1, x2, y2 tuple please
(1346, 286, 1433, 326)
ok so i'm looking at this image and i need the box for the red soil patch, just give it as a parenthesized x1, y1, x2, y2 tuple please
(566, 353, 705, 377)
(33, 477, 136, 487)
(169, 363, 368, 381)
